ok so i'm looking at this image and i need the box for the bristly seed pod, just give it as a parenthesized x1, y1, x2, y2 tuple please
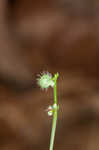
(37, 72, 55, 90)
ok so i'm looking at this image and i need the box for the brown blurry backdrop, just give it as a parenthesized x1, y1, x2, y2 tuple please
(0, 0, 99, 149)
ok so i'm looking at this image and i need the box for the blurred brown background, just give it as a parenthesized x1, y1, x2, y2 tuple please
(0, 0, 99, 149)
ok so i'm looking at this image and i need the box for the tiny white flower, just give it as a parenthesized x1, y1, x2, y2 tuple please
(46, 104, 59, 116)
(37, 72, 55, 90)
(48, 111, 53, 116)
(46, 105, 53, 116)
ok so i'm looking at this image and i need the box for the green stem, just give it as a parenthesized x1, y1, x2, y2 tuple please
(54, 80, 57, 104)
(49, 73, 59, 150)
(49, 111, 57, 150)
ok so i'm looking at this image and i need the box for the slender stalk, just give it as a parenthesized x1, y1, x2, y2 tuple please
(49, 73, 59, 150)
(54, 80, 57, 104)
(49, 111, 57, 150)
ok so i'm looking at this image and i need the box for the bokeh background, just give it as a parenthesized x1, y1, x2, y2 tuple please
(0, 0, 99, 149)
